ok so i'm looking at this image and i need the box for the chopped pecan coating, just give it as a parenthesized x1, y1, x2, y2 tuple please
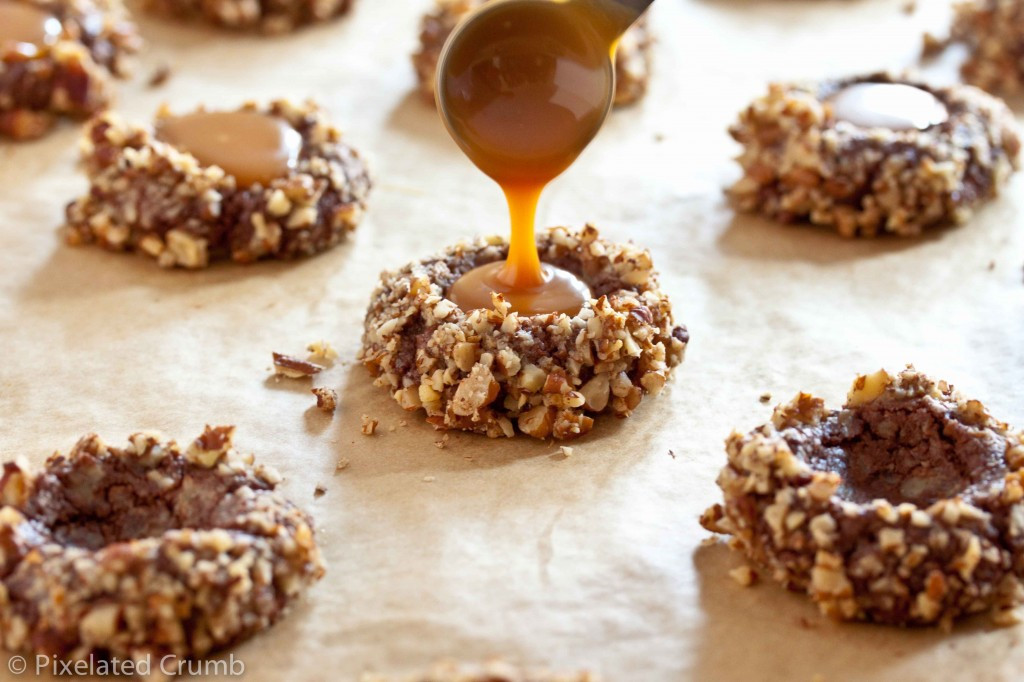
(64, 99, 372, 268)
(729, 565, 757, 587)
(0, 0, 140, 140)
(362, 660, 599, 682)
(728, 72, 1020, 237)
(0, 427, 325, 663)
(702, 367, 1024, 627)
(922, 31, 950, 58)
(143, 0, 353, 33)
(359, 226, 688, 441)
(952, 0, 1024, 93)
(412, 0, 652, 108)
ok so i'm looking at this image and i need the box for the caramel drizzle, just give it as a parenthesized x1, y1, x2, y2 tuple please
(439, 0, 645, 315)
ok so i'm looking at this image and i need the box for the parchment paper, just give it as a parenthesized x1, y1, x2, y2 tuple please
(2, 0, 1024, 679)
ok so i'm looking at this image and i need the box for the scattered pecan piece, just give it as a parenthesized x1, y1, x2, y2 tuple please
(273, 352, 324, 378)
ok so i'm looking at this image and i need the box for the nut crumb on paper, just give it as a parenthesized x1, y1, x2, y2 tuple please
(729, 565, 756, 587)
(797, 616, 818, 629)
(922, 32, 948, 58)
(307, 340, 339, 364)
(148, 64, 172, 88)
(273, 353, 324, 378)
(361, 415, 379, 436)
(312, 387, 338, 412)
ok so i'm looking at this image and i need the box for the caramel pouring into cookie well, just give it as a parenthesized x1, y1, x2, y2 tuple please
(829, 83, 948, 131)
(155, 111, 303, 189)
(438, 0, 652, 316)
(449, 261, 593, 317)
(0, 0, 62, 54)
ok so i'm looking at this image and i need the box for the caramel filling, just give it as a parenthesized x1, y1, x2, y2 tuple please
(439, 0, 638, 315)
(830, 83, 948, 131)
(155, 111, 303, 189)
(449, 261, 592, 317)
(0, 0, 62, 53)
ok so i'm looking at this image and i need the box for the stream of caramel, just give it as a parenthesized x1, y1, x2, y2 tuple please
(440, 0, 642, 315)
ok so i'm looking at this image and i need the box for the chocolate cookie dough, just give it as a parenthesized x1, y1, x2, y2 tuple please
(143, 0, 353, 33)
(64, 99, 372, 268)
(412, 0, 652, 108)
(952, 0, 1024, 93)
(0, 0, 140, 140)
(360, 226, 688, 441)
(701, 368, 1024, 627)
(0, 426, 325, 662)
(363, 661, 598, 682)
(728, 73, 1020, 237)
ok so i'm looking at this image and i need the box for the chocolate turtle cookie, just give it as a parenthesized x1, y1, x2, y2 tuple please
(728, 73, 1020, 237)
(360, 226, 688, 441)
(0, 0, 140, 140)
(0, 426, 324, 663)
(701, 368, 1024, 627)
(412, 0, 652, 108)
(64, 99, 372, 268)
(363, 660, 599, 682)
(951, 0, 1024, 94)
(143, 0, 353, 33)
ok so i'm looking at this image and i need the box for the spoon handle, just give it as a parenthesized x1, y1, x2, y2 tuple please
(611, 0, 655, 16)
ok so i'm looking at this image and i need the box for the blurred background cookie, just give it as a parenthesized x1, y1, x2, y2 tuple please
(64, 99, 372, 268)
(0, 0, 140, 139)
(411, 0, 652, 108)
(142, 0, 354, 33)
(728, 73, 1020, 237)
(952, 0, 1024, 94)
